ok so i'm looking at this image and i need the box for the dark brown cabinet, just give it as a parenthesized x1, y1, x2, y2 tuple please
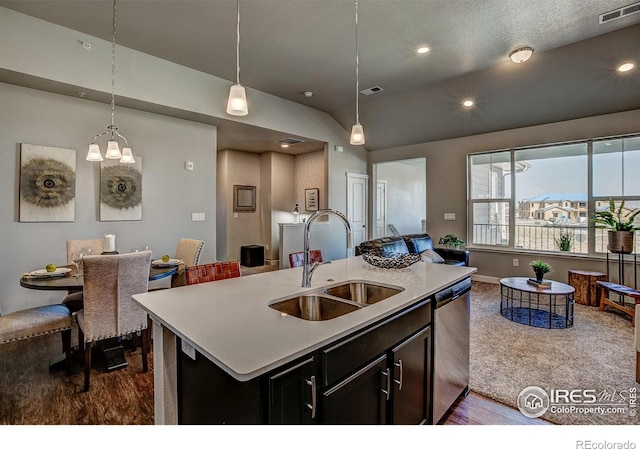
(269, 356, 317, 424)
(389, 326, 431, 424)
(322, 355, 389, 424)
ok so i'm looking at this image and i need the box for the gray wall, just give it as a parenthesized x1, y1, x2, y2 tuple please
(0, 82, 217, 314)
(375, 158, 426, 235)
(370, 109, 640, 284)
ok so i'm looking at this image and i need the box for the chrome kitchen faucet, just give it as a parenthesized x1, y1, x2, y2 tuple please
(301, 209, 353, 288)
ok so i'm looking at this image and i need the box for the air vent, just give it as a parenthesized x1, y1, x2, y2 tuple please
(360, 86, 384, 96)
(600, 2, 640, 23)
(276, 137, 303, 145)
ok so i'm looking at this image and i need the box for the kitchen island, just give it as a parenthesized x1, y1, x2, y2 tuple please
(133, 255, 476, 424)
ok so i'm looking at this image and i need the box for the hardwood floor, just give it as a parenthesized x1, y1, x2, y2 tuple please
(440, 391, 552, 425)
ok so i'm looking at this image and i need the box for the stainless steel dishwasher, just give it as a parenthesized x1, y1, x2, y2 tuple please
(432, 277, 471, 424)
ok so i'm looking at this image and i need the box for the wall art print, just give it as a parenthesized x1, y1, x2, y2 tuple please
(19, 144, 76, 222)
(100, 157, 142, 221)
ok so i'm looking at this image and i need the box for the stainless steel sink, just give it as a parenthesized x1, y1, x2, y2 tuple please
(269, 294, 362, 321)
(322, 281, 404, 305)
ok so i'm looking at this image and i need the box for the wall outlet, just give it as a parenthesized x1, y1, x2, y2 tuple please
(185, 161, 194, 171)
(513, 258, 519, 267)
(191, 212, 205, 221)
(265, 244, 269, 250)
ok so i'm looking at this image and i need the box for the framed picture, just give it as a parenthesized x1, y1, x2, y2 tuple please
(305, 188, 319, 212)
(19, 144, 76, 222)
(100, 157, 143, 221)
(233, 185, 256, 212)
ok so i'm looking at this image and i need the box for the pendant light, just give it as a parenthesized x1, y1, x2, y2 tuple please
(350, 0, 365, 145)
(226, 0, 248, 116)
(86, 0, 134, 163)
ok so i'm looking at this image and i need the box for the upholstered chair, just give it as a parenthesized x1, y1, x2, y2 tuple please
(185, 261, 241, 285)
(0, 304, 73, 373)
(77, 251, 152, 392)
(289, 250, 323, 268)
(174, 239, 205, 268)
(66, 239, 104, 265)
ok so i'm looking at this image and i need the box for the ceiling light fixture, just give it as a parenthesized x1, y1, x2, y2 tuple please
(417, 46, 430, 54)
(463, 99, 474, 108)
(509, 46, 534, 64)
(226, 0, 248, 116)
(350, 0, 365, 146)
(617, 62, 635, 72)
(86, 0, 134, 163)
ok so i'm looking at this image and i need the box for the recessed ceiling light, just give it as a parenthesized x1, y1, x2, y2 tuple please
(416, 46, 430, 54)
(281, 144, 289, 148)
(617, 62, 635, 73)
(509, 46, 534, 63)
(463, 99, 474, 108)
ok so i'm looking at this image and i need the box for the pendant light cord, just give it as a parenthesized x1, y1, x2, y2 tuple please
(110, 0, 117, 131)
(354, 0, 360, 125)
(235, 0, 241, 84)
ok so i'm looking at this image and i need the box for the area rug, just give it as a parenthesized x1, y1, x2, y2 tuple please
(469, 281, 639, 425)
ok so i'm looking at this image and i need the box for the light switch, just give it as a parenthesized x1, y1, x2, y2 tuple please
(185, 161, 194, 171)
(444, 213, 456, 221)
(191, 212, 205, 221)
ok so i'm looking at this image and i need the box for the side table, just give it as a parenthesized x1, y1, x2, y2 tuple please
(568, 270, 607, 306)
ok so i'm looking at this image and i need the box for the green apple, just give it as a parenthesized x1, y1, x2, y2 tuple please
(45, 263, 57, 272)
(161, 255, 170, 263)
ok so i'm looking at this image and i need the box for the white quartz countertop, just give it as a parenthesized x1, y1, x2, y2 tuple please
(133, 256, 476, 381)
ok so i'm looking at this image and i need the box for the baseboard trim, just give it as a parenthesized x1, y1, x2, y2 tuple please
(472, 274, 500, 284)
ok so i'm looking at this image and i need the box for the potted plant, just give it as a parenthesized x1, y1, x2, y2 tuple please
(438, 234, 465, 250)
(555, 229, 572, 252)
(591, 198, 640, 254)
(530, 260, 551, 282)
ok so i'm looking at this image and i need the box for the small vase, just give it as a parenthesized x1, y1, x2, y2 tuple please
(535, 271, 544, 282)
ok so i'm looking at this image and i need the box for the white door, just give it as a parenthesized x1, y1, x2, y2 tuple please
(375, 180, 387, 238)
(347, 173, 368, 256)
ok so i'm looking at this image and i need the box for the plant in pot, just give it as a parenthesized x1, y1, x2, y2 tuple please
(438, 234, 465, 250)
(591, 198, 640, 254)
(555, 229, 573, 252)
(529, 260, 551, 282)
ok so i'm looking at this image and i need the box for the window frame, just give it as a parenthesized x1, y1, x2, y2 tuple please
(467, 134, 640, 256)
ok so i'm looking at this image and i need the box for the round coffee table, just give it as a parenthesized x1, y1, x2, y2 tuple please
(500, 277, 575, 329)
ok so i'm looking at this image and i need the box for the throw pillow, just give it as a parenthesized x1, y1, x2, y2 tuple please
(420, 249, 445, 264)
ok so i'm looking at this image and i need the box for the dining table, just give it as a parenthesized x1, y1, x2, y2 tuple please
(19, 264, 180, 292)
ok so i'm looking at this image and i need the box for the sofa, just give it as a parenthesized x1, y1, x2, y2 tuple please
(357, 233, 470, 267)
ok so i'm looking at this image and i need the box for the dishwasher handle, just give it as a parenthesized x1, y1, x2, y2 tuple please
(434, 277, 471, 307)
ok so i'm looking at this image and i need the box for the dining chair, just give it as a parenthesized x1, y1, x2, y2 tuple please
(66, 239, 104, 265)
(77, 251, 152, 392)
(174, 238, 205, 268)
(185, 261, 241, 285)
(289, 250, 323, 268)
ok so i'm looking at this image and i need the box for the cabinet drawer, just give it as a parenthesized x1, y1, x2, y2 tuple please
(321, 299, 431, 386)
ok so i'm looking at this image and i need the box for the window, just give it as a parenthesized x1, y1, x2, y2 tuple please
(469, 152, 511, 246)
(468, 135, 640, 255)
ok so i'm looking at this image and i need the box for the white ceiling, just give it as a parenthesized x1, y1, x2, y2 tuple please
(2, 0, 640, 152)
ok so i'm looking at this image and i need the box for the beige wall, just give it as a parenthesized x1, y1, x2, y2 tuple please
(295, 150, 326, 218)
(264, 152, 296, 262)
(0, 82, 217, 314)
(370, 109, 640, 283)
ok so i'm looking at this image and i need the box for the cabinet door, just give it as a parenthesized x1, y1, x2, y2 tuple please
(269, 357, 317, 424)
(322, 355, 389, 424)
(390, 326, 431, 424)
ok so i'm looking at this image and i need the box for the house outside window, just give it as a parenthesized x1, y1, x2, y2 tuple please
(468, 135, 640, 255)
